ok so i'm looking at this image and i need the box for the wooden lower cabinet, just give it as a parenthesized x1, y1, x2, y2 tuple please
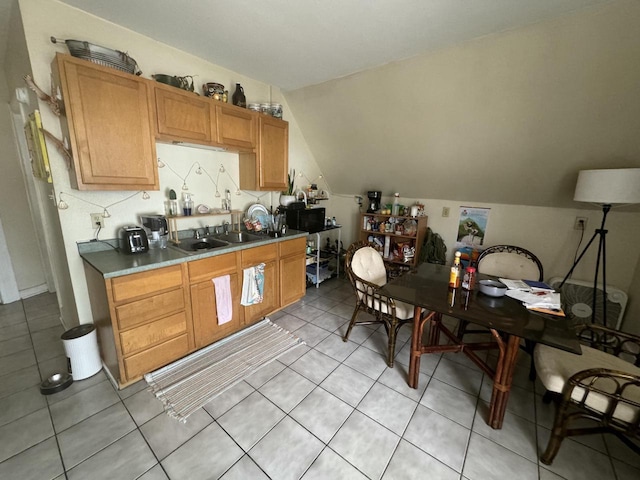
(83, 237, 307, 389)
(188, 252, 243, 349)
(85, 263, 193, 388)
(241, 244, 279, 323)
(243, 260, 278, 323)
(279, 238, 307, 307)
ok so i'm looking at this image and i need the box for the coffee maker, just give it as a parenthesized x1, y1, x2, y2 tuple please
(140, 215, 169, 249)
(367, 191, 382, 213)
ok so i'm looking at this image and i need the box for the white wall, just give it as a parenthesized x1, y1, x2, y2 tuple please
(15, 0, 325, 325)
(12, 0, 640, 332)
(0, 2, 48, 298)
(330, 192, 640, 330)
(625, 255, 640, 335)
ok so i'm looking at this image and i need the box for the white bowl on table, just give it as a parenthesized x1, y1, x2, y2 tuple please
(479, 279, 507, 297)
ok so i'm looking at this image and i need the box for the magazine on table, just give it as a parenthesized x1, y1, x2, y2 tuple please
(505, 289, 564, 316)
(499, 278, 555, 292)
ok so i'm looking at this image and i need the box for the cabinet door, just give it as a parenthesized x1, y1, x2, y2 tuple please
(190, 273, 242, 348)
(239, 116, 288, 191)
(216, 103, 256, 149)
(244, 261, 279, 324)
(55, 54, 158, 190)
(280, 253, 306, 307)
(257, 116, 288, 190)
(279, 238, 306, 306)
(154, 86, 216, 144)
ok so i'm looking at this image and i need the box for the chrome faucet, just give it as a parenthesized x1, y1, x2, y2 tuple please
(222, 220, 230, 234)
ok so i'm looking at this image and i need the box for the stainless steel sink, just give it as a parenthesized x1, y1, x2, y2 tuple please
(214, 231, 263, 244)
(170, 236, 230, 254)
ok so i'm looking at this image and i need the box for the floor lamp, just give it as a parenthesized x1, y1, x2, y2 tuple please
(559, 168, 640, 328)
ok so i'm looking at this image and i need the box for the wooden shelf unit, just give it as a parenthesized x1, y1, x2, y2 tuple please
(359, 213, 428, 268)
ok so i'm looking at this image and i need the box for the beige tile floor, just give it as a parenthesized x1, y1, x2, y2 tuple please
(0, 279, 638, 479)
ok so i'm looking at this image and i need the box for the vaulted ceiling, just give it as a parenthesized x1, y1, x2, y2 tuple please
(3, 0, 637, 208)
(51, 0, 612, 91)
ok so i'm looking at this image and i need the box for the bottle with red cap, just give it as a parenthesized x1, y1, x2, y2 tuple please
(461, 266, 476, 291)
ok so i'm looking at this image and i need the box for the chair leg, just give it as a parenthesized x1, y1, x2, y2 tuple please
(525, 339, 536, 381)
(540, 427, 565, 465)
(342, 304, 361, 342)
(386, 321, 399, 368)
(457, 320, 469, 340)
(540, 397, 571, 465)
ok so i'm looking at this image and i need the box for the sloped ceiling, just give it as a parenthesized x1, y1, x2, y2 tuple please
(53, 0, 611, 92)
(285, 0, 640, 207)
(9, 0, 638, 208)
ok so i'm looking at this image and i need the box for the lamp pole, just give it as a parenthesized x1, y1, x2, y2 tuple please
(559, 204, 610, 327)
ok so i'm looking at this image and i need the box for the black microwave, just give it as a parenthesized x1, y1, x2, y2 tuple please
(285, 206, 326, 233)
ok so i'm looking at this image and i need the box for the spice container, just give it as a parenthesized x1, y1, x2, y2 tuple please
(461, 266, 476, 290)
(449, 251, 462, 288)
(271, 104, 283, 118)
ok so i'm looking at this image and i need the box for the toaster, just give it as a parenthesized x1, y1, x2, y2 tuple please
(119, 226, 149, 254)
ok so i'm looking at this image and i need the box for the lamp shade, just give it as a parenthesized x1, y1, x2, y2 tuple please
(574, 168, 640, 204)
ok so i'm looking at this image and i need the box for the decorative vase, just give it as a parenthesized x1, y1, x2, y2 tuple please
(279, 194, 295, 206)
(232, 83, 246, 108)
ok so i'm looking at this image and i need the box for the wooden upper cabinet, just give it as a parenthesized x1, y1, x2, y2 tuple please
(215, 103, 256, 150)
(53, 54, 158, 190)
(154, 84, 217, 145)
(239, 115, 288, 191)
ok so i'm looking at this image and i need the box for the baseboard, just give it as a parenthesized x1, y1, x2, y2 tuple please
(20, 284, 50, 299)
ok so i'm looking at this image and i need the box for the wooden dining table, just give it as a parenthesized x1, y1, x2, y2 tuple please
(379, 263, 581, 429)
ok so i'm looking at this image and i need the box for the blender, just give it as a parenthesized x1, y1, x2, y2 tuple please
(140, 214, 169, 249)
(367, 191, 382, 213)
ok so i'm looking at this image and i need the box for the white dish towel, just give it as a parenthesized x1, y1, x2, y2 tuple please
(241, 263, 265, 306)
(212, 275, 233, 325)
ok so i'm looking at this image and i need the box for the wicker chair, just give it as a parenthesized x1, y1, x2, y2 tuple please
(534, 324, 640, 464)
(458, 245, 544, 379)
(343, 241, 417, 367)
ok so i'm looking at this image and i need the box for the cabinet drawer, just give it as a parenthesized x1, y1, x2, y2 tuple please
(120, 311, 187, 355)
(188, 252, 238, 283)
(115, 288, 184, 331)
(111, 265, 183, 303)
(241, 244, 277, 267)
(279, 237, 306, 258)
(123, 333, 190, 380)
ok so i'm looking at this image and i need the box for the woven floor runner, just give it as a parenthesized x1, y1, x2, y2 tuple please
(144, 318, 305, 422)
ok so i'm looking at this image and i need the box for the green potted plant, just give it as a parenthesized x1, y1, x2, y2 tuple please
(279, 169, 296, 206)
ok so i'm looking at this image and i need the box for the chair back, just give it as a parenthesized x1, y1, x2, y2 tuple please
(477, 245, 543, 281)
(346, 242, 387, 286)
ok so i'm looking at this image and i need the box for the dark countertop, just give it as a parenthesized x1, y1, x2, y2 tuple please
(79, 230, 309, 279)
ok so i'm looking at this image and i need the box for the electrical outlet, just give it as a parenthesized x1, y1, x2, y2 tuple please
(442, 207, 450, 217)
(90, 213, 104, 229)
(574, 216, 587, 231)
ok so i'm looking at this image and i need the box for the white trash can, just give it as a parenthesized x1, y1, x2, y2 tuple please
(61, 324, 102, 380)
